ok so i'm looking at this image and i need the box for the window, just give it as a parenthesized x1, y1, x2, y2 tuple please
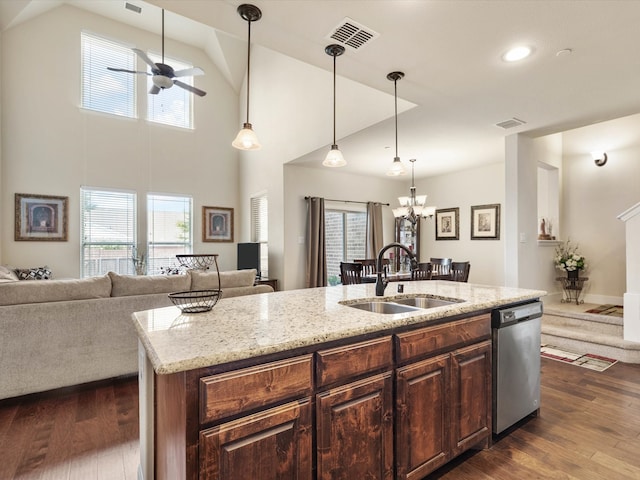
(147, 194, 192, 275)
(81, 187, 136, 278)
(325, 206, 367, 285)
(147, 53, 193, 129)
(251, 194, 268, 277)
(81, 32, 136, 118)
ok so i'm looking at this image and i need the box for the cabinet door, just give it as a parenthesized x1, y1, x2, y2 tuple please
(199, 398, 312, 480)
(450, 341, 492, 456)
(396, 354, 450, 480)
(317, 372, 394, 480)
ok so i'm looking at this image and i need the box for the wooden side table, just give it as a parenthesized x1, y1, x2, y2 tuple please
(255, 278, 278, 291)
(556, 276, 588, 305)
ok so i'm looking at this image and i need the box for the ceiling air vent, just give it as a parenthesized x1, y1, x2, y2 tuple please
(125, 2, 142, 14)
(496, 117, 527, 129)
(326, 17, 379, 51)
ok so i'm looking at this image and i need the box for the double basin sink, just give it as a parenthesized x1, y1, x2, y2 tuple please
(341, 295, 463, 314)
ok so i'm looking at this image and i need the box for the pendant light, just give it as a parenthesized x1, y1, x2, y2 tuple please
(386, 71, 407, 176)
(392, 158, 436, 222)
(232, 4, 262, 151)
(323, 44, 346, 167)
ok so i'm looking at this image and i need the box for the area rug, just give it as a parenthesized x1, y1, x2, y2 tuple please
(541, 345, 618, 372)
(584, 304, 624, 317)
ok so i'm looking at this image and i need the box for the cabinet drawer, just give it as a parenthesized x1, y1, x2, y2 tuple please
(396, 314, 490, 364)
(200, 354, 313, 424)
(316, 336, 393, 388)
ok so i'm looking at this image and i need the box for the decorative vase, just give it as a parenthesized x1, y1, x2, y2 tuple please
(567, 269, 579, 280)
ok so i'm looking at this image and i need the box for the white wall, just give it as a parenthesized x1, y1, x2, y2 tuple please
(416, 162, 505, 286)
(560, 114, 640, 300)
(0, 5, 241, 276)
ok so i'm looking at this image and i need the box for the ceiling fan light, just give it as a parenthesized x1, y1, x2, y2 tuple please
(323, 145, 346, 167)
(387, 157, 406, 176)
(152, 75, 173, 89)
(232, 123, 262, 150)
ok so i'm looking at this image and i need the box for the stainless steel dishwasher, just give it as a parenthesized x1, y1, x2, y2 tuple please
(492, 300, 543, 434)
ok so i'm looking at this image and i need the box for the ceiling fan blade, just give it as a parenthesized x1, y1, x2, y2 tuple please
(132, 48, 157, 70)
(173, 67, 204, 78)
(107, 67, 151, 75)
(173, 80, 207, 97)
(149, 85, 161, 95)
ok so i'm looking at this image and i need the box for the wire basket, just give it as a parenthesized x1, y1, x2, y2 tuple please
(168, 289, 221, 313)
(176, 254, 219, 271)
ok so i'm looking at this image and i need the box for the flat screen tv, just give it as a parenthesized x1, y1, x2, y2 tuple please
(237, 242, 261, 278)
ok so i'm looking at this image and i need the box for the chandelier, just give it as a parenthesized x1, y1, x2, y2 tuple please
(392, 158, 436, 224)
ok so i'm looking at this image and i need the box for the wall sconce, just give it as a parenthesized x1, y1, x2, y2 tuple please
(591, 151, 608, 167)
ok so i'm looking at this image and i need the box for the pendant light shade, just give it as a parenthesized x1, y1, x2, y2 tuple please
(233, 4, 262, 151)
(323, 44, 346, 167)
(386, 71, 407, 176)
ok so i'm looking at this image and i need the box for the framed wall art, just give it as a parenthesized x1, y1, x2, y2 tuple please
(435, 207, 459, 240)
(15, 193, 68, 241)
(202, 206, 234, 242)
(471, 203, 500, 240)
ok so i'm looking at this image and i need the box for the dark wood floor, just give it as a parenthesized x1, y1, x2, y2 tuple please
(1, 358, 639, 479)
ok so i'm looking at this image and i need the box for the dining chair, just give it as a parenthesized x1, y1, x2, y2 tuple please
(430, 258, 452, 279)
(353, 259, 377, 276)
(340, 262, 364, 285)
(451, 262, 471, 282)
(411, 262, 433, 281)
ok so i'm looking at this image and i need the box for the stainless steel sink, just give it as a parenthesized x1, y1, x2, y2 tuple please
(347, 301, 421, 314)
(392, 297, 461, 309)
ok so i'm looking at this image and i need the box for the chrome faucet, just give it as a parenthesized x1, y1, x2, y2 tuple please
(376, 242, 418, 296)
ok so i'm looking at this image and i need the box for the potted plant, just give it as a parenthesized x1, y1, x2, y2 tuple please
(554, 239, 586, 279)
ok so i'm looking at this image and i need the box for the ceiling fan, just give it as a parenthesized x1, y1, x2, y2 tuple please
(107, 9, 207, 97)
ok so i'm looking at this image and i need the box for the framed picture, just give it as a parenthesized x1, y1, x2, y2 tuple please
(471, 203, 500, 240)
(202, 206, 234, 242)
(15, 193, 68, 241)
(435, 207, 459, 240)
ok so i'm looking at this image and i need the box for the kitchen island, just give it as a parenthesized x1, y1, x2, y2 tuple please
(132, 280, 545, 480)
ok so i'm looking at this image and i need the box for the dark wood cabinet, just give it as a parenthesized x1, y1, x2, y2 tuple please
(396, 354, 450, 479)
(317, 372, 394, 480)
(150, 315, 492, 480)
(200, 398, 313, 480)
(450, 340, 492, 456)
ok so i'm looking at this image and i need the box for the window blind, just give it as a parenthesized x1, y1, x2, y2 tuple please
(251, 194, 268, 277)
(81, 187, 136, 278)
(81, 32, 136, 118)
(147, 193, 192, 275)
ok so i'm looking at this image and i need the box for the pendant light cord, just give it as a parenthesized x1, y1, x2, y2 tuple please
(332, 52, 337, 145)
(394, 77, 398, 158)
(245, 19, 252, 123)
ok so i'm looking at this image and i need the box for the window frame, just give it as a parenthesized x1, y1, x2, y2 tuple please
(147, 193, 193, 275)
(80, 186, 137, 278)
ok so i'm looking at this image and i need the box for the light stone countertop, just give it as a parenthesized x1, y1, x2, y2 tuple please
(132, 281, 546, 375)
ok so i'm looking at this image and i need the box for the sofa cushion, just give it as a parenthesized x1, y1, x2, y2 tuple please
(109, 271, 191, 297)
(0, 275, 112, 306)
(191, 269, 256, 290)
(15, 266, 52, 280)
(0, 266, 18, 282)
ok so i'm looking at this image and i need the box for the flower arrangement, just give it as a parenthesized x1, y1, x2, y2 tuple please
(554, 239, 586, 272)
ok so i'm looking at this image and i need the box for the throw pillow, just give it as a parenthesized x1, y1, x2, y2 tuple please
(0, 265, 19, 282)
(15, 266, 52, 280)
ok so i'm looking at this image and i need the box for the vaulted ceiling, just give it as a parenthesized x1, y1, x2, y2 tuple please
(3, 0, 640, 179)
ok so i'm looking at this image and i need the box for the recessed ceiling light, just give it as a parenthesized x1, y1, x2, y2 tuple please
(502, 46, 533, 62)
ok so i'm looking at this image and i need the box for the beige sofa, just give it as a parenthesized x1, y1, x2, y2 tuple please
(0, 269, 272, 400)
